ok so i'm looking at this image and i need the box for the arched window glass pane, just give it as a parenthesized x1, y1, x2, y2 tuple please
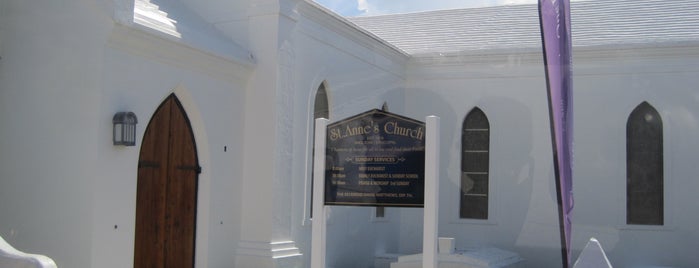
(460, 107, 490, 219)
(627, 102, 663, 225)
(314, 84, 329, 119)
(310, 84, 329, 218)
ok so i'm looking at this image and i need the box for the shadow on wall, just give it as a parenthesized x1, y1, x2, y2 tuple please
(440, 95, 537, 253)
(322, 88, 411, 268)
(481, 95, 535, 248)
(396, 87, 458, 254)
(400, 88, 552, 264)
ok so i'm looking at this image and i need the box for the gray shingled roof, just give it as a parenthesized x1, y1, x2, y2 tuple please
(348, 0, 699, 55)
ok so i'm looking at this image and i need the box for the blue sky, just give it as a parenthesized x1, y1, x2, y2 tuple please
(313, 0, 539, 17)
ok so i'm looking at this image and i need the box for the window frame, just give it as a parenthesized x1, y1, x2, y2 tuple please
(457, 107, 493, 221)
(625, 101, 665, 226)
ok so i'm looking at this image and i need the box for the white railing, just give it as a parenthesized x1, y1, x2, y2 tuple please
(0, 235, 57, 268)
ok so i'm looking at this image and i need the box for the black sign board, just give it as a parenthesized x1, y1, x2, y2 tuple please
(325, 109, 425, 207)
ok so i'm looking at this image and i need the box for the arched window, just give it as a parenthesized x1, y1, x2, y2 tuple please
(310, 83, 329, 218)
(626, 102, 663, 225)
(314, 84, 329, 120)
(460, 107, 490, 219)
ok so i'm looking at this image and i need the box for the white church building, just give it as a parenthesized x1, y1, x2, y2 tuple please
(1, 0, 698, 267)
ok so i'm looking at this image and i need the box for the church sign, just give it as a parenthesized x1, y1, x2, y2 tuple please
(325, 109, 425, 207)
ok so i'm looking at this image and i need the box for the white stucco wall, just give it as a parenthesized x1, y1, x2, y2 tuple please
(279, 2, 410, 267)
(0, 1, 112, 267)
(96, 31, 250, 267)
(570, 45, 699, 267)
(0, 1, 251, 267)
(402, 49, 562, 266)
(399, 44, 699, 267)
(2, 0, 697, 267)
(0, 0, 410, 267)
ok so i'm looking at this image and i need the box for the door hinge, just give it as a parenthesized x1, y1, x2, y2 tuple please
(138, 161, 160, 168)
(177, 165, 202, 174)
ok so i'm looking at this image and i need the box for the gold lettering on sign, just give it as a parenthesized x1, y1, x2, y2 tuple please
(328, 120, 380, 141)
(384, 121, 424, 140)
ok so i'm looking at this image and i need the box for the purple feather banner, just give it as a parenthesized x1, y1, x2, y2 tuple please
(538, 0, 574, 267)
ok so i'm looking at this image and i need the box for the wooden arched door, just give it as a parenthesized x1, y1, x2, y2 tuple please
(135, 94, 199, 268)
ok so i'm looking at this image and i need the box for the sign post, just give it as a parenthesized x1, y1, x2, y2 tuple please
(311, 118, 328, 268)
(423, 116, 439, 268)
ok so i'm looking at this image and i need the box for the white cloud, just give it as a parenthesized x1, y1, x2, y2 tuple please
(357, 0, 370, 14)
(314, 0, 364, 16)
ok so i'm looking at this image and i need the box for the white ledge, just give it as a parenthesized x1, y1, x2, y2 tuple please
(0, 235, 57, 268)
(237, 240, 302, 259)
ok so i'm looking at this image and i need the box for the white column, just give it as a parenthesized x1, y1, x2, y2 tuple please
(311, 118, 329, 268)
(423, 116, 440, 268)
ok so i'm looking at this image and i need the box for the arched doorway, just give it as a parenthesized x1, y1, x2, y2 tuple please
(134, 94, 199, 268)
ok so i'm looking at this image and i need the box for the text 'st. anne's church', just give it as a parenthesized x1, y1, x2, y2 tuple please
(1, 0, 698, 267)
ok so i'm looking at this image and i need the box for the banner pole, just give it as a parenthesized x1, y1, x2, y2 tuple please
(311, 118, 329, 268)
(538, 0, 574, 266)
(423, 116, 440, 268)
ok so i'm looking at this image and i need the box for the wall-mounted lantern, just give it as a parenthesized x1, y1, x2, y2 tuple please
(113, 112, 138, 146)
